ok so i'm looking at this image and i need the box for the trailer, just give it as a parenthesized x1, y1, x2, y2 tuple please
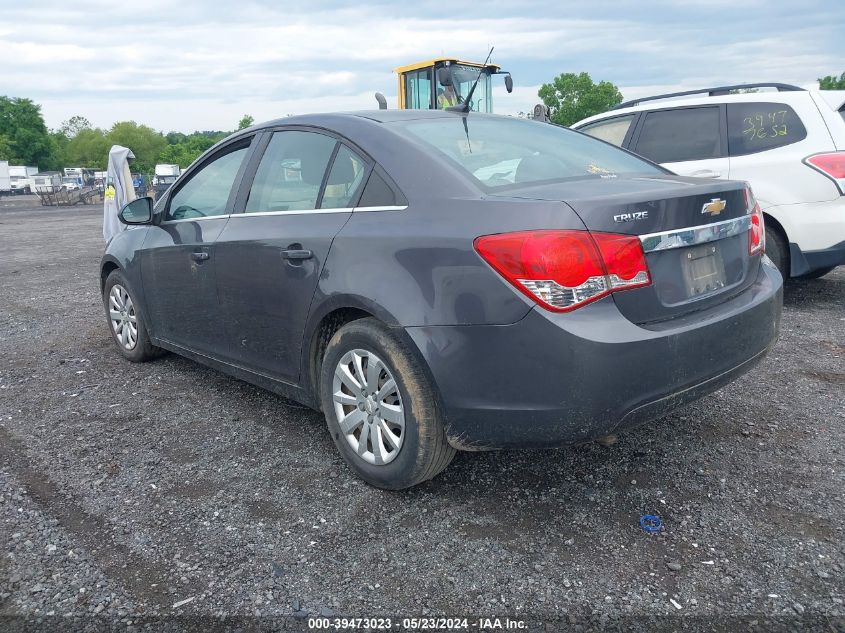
(35, 184, 100, 207)
(152, 164, 180, 197)
(31, 173, 61, 189)
(0, 161, 9, 196)
(9, 165, 37, 194)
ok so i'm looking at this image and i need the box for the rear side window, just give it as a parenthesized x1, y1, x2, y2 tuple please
(634, 107, 721, 163)
(358, 168, 404, 207)
(321, 145, 368, 209)
(578, 114, 635, 147)
(245, 131, 337, 213)
(727, 103, 807, 156)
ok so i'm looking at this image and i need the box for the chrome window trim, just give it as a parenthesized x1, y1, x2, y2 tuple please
(353, 205, 408, 212)
(234, 208, 353, 218)
(160, 213, 231, 225)
(160, 205, 410, 222)
(639, 215, 751, 253)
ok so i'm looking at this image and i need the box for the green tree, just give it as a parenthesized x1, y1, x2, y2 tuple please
(0, 96, 54, 168)
(237, 114, 255, 130)
(43, 131, 70, 171)
(0, 133, 13, 161)
(65, 127, 110, 168)
(105, 121, 166, 173)
(538, 72, 623, 127)
(158, 130, 227, 169)
(819, 72, 845, 89)
(60, 115, 93, 138)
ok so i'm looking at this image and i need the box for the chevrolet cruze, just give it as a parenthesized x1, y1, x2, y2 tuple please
(101, 111, 783, 489)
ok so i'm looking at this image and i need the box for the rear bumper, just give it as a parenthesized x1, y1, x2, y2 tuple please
(789, 240, 845, 276)
(405, 259, 783, 450)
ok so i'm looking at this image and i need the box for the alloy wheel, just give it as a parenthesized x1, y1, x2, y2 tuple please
(108, 284, 138, 350)
(332, 349, 405, 465)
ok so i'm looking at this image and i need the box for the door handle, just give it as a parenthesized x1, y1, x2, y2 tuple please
(190, 251, 210, 261)
(689, 169, 721, 178)
(281, 248, 313, 260)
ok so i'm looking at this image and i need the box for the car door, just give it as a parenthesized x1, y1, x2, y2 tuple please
(629, 106, 729, 179)
(213, 128, 371, 383)
(140, 137, 253, 356)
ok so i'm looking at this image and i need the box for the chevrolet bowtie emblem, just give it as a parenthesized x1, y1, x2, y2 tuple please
(701, 198, 727, 216)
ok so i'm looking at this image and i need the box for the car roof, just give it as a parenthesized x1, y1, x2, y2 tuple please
(248, 109, 463, 130)
(573, 89, 818, 128)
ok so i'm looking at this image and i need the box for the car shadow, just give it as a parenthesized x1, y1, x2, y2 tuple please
(782, 269, 843, 308)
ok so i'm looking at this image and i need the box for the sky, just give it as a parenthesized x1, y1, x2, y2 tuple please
(1, 0, 843, 133)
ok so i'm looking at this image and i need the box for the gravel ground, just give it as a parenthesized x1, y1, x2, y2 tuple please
(0, 195, 843, 631)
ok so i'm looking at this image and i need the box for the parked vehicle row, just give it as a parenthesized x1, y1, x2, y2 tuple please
(102, 110, 782, 489)
(573, 84, 845, 280)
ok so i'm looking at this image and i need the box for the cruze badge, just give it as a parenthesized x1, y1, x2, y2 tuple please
(613, 211, 649, 223)
(701, 198, 727, 216)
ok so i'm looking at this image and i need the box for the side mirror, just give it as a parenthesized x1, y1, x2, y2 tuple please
(436, 67, 452, 87)
(504, 74, 514, 93)
(119, 197, 153, 225)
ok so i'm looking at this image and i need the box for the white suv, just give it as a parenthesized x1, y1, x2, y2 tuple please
(572, 83, 845, 279)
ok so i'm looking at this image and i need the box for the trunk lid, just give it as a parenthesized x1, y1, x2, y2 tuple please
(493, 175, 758, 323)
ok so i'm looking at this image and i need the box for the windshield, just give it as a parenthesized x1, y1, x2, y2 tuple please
(62, 177, 78, 184)
(392, 116, 664, 190)
(448, 64, 492, 113)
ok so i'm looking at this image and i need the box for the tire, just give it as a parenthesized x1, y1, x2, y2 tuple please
(797, 266, 836, 280)
(320, 318, 455, 490)
(764, 225, 789, 280)
(103, 269, 161, 362)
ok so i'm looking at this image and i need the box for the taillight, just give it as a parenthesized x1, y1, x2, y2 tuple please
(744, 186, 765, 256)
(474, 230, 651, 312)
(804, 152, 845, 194)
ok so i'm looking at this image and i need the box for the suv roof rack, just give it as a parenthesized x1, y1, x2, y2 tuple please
(612, 83, 805, 111)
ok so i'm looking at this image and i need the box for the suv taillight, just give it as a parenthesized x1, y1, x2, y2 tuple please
(474, 230, 651, 312)
(804, 152, 845, 194)
(744, 186, 765, 256)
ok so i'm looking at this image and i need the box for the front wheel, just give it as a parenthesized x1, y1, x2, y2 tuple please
(103, 270, 162, 362)
(320, 318, 455, 490)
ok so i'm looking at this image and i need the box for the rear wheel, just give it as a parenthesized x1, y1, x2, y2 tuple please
(320, 318, 455, 490)
(103, 270, 161, 362)
(764, 225, 789, 279)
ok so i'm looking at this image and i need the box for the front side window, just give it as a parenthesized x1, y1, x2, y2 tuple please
(245, 131, 337, 213)
(579, 114, 636, 147)
(727, 102, 807, 156)
(634, 107, 721, 163)
(167, 145, 248, 220)
(393, 116, 662, 190)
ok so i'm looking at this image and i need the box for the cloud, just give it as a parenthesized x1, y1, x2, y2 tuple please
(1, 0, 842, 131)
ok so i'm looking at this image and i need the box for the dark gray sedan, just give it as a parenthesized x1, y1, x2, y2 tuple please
(101, 110, 783, 489)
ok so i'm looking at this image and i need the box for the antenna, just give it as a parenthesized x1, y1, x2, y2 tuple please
(446, 46, 494, 113)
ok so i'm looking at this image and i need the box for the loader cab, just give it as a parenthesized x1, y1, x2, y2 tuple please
(396, 58, 512, 113)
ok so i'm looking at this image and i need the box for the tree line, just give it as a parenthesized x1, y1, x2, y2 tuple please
(0, 96, 254, 174)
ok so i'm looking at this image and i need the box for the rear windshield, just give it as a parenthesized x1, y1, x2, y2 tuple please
(392, 116, 663, 190)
